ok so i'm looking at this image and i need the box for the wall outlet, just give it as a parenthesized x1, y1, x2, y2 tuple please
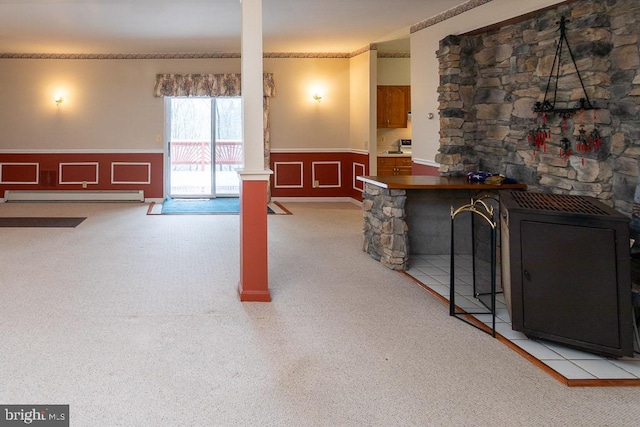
(313, 180, 320, 188)
(380, 136, 386, 143)
(82, 181, 88, 189)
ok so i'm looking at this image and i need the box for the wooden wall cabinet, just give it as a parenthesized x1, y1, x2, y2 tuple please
(377, 85, 411, 128)
(377, 156, 412, 176)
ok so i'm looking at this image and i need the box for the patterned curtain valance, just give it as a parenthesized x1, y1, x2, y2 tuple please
(153, 73, 275, 97)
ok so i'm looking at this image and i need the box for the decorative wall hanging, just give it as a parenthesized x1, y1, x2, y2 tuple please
(528, 16, 599, 163)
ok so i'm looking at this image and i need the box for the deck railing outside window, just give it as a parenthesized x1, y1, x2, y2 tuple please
(170, 141, 243, 171)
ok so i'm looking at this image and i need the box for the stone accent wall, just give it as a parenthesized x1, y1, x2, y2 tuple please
(362, 183, 409, 270)
(436, 0, 640, 219)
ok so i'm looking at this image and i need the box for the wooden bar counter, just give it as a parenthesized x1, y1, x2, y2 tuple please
(358, 175, 527, 191)
(357, 175, 526, 270)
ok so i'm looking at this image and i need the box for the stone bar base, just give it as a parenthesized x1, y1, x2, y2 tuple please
(358, 175, 525, 271)
(362, 182, 409, 270)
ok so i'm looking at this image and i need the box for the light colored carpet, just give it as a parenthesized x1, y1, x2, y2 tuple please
(0, 201, 638, 426)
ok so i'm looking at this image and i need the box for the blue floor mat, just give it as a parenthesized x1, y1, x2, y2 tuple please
(161, 198, 274, 214)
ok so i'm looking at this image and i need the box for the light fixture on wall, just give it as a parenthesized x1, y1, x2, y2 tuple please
(54, 94, 64, 106)
(313, 93, 322, 103)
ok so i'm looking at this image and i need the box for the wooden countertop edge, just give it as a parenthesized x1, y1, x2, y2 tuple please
(357, 175, 527, 190)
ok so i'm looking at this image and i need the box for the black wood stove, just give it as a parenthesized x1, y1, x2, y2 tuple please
(500, 191, 634, 358)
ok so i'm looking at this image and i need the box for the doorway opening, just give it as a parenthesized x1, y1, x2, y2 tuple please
(166, 97, 243, 198)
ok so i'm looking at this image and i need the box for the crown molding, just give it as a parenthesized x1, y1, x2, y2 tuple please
(0, 41, 383, 59)
(0, 52, 242, 60)
(264, 52, 350, 59)
(377, 52, 410, 58)
(411, 0, 494, 33)
(0, 49, 380, 60)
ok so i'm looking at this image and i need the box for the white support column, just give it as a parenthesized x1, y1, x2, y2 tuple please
(240, 0, 266, 173)
(238, 0, 272, 302)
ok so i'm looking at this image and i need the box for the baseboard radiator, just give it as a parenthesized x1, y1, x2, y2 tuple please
(4, 190, 145, 202)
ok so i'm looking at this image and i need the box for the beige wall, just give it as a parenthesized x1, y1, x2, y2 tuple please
(0, 58, 239, 151)
(377, 58, 410, 85)
(1, 58, 171, 151)
(0, 56, 351, 152)
(265, 57, 350, 151)
(0, 0, 575, 162)
(410, 0, 568, 165)
(377, 57, 411, 152)
(349, 51, 375, 154)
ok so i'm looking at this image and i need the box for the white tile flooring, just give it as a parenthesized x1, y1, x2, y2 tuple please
(406, 254, 640, 383)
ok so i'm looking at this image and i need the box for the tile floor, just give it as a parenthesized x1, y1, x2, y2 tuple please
(406, 254, 640, 383)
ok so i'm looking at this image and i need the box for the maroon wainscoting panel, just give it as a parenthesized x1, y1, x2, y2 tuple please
(111, 162, 152, 184)
(60, 162, 99, 184)
(270, 151, 369, 201)
(1, 163, 39, 184)
(273, 161, 304, 188)
(0, 153, 164, 198)
(313, 161, 341, 187)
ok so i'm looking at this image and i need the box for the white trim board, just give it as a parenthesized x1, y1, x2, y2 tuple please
(270, 148, 369, 154)
(412, 158, 440, 167)
(272, 197, 361, 206)
(0, 149, 164, 154)
(4, 190, 145, 202)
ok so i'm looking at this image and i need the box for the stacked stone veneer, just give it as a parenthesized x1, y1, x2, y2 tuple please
(362, 183, 409, 270)
(436, 0, 640, 219)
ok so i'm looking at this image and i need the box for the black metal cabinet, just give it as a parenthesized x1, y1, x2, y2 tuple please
(501, 191, 633, 357)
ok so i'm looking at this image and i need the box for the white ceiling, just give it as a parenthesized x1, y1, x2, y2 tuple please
(0, 0, 468, 54)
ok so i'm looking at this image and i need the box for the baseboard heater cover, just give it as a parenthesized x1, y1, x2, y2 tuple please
(4, 190, 145, 202)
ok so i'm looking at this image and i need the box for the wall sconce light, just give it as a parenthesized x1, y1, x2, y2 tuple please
(313, 93, 322, 103)
(54, 95, 64, 106)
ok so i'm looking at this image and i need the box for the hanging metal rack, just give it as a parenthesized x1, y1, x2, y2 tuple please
(528, 16, 603, 160)
(532, 16, 597, 118)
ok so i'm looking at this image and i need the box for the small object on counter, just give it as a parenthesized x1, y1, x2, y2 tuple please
(467, 171, 517, 185)
(467, 171, 492, 183)
(484, 175, 505, 185)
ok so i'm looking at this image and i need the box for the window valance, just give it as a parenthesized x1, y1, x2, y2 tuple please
(153, 73, 275, 98)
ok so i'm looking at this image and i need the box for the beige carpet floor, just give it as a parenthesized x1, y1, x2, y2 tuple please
(0, 201, 638, 426)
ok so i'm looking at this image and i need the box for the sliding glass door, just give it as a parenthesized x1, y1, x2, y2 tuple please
(213, 97, 243, 195)
(166, 97, 243, 197)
